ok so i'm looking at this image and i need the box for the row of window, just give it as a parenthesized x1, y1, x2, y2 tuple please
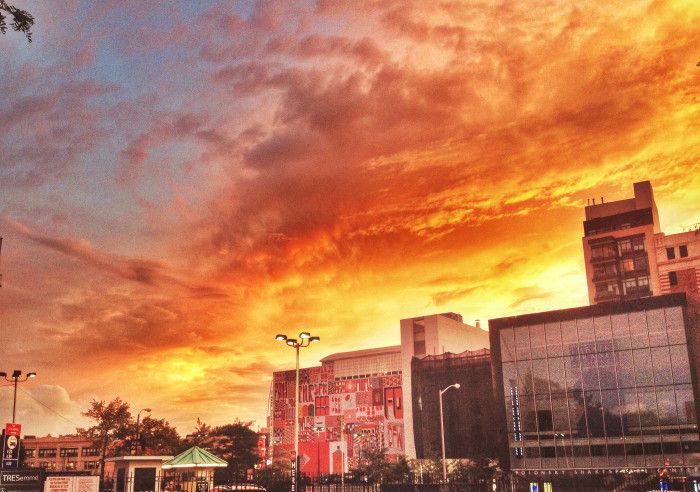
(31, 460, 99, 470)
(667, 245, 689, 260)
(499, 308, 686, 363)
(27, 447, 99, 458)
(590, 236, 645, 259)
(510, 439, 700, 469)
(506, 384, 697, 446)
(503, 346, 692, 397)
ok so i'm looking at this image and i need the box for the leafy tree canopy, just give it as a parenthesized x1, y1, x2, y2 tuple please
(0, 0, 34, 42)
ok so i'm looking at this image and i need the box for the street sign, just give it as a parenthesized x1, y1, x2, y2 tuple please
(4, 426, 20, 437)
(2, 425, 21, 469)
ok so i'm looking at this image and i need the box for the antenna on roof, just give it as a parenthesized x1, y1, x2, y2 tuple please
(601, 197, 605, 204)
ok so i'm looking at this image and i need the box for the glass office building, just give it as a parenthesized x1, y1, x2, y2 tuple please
(489, 293, 700, 474)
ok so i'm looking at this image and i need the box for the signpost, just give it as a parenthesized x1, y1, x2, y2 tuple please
(2, 424, 21, 469)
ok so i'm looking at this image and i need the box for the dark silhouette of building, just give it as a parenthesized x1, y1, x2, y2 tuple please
(411, 348, 502, 460)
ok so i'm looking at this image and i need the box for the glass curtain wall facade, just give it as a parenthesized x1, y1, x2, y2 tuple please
(490, 293, 700, 472)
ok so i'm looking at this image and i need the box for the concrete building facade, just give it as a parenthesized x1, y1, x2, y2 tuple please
(583, 181, 700, 305)
(22, 434, 104, 473)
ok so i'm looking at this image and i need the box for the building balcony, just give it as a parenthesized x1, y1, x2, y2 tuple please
(592, 271, 619, 282)
(594, 291, 621, 303)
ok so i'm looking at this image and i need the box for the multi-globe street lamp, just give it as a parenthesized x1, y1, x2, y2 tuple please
(134, 407, 152, 455)
(275, 332, 320, 491)
(439, 383, 460, 483)
(0, 370, 36, 423)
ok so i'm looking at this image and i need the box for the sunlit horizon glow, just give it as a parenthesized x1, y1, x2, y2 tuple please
(1, 0, 699, 436)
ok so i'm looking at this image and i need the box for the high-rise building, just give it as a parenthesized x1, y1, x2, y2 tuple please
(582, 181, 700, 304)
(489, 293, 700, 488)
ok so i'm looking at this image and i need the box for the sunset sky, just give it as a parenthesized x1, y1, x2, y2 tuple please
(1, 0, 699, 437)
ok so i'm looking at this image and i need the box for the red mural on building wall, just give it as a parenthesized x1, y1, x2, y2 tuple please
(271, 361, 404, 477)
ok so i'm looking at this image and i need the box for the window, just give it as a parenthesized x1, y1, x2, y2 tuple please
(618, 239, 632, 254)
(667, 247, 676, 260)
(669, 271, 678, 286)
(25, 449, 37, 458)
(622, 259, 635, 272)
(65, 461, 76, 470)
(84, 461, 99, 470)
(60, 448, 78, 457)
(634, 256, 648, 271)
(632, 236, 645, 251)
(38, 448, 56, 458)
(680, 245, 688, 258)
(82, 447, 99, 457)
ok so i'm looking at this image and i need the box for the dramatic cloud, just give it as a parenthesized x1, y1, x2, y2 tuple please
(1, 0, 699, 435)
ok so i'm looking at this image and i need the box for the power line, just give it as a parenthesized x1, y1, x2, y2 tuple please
(6, 386, 83, 428)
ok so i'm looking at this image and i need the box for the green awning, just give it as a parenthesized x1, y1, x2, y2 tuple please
(161, 446, 228, 469)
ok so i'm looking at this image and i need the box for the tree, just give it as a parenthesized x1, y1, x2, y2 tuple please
(385, 456, 413, 484)
(0, 0, 34, 41)
(209, 421, 261, 483)
(183, 419, 260, 482)
(127, 416, 181, 456)
(78, 398, 131, 485)
(356, 447, 392, 484)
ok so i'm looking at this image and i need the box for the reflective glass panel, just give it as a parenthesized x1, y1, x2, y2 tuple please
(500, 328, 515, 362)
(615, 350, 635, 388)
(611, 313, 631, 350)
(568, 390, 587, 438)
(551, 393, 570, 432)
(531, 359, 549, 396)
(637, 387, 659, 428)
(675, 385, 696, 425)
(545, 322, 562, 357)
(670, 345, 692, 384)
(577, 318, 596, 354)
(529, 324, 546, 359)
(646, 308, 668, 347)
(633, 348, 654, 386)
(564, 354, 582, 393)
(584, 390, 606, 437)
(502, 362, 517, 394)
(601, 389, 623, 437)
(656, 387, 679, 426)
(628, 311, 649, 349)
(594, 315, 613, 353)
(598, 352, 617, 389)
(620, 389, 640, 435)
(650, 346, 673, 386)
(561, 320, 578, 356)
(548, 357, 566, 393)
(514, 326, 530, 361)
(517, 360, 533, 395)
(580, 353, 600, 391)
(665, 306, 686, 345)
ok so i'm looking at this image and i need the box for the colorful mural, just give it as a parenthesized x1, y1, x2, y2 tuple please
(271, 360, 404, 477)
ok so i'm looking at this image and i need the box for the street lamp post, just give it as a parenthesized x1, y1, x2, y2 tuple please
(275, 332, 320, 492)
(0, 370, 37, 423)
(439, 383, 460, 483)
(134, 408, 152, 455)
